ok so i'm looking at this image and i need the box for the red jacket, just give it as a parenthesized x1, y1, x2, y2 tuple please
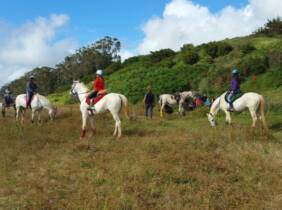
(93, 76, 105, 92)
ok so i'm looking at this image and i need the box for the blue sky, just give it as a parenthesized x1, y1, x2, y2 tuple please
(0, 0, 248, 49)
(1, 0, 281, 86)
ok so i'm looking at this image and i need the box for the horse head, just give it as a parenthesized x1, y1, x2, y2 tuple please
(70, 80, 80, 96)
(207, 113, 216, 127)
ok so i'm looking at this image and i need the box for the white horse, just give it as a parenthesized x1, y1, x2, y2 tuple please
(158, 94, 178, 117)
(70, 81, 130, 138)
(159, 91, 195, 117)
(0, 102, 16, 118)
(207, 92, 267, 128)
(15, 94, 57, 123)
(178, 91, 196, 115)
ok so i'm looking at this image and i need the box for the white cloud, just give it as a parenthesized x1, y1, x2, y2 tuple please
(138, 0, 282, 54)
(0, 14, 76, 86)
(120, 49, 136, 61)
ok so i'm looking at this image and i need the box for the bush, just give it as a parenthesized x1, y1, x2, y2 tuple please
(239, 42, 256, 55)
(106, 61, 122, 74)
(150, 49, 176, 63)
(238, 54, 269, 76)
(202, 42, 233, 58)
(182, 51, 200, 65)
(217, 42, 233, 56)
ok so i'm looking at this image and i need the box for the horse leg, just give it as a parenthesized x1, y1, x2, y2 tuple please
(160, 105, 164, 118)
(249, 108, 258, 128)
(80, 112, 88, 139)
(37, 110, 42, 124)
(31, 109, 35, 123)
(112, 113, 121, 138)
(224, 110, 232, 125)
(2, 107, 5, 118)
(21, 108, 25, 123)
(89, 116, 96, 136)
(16, 107, 20, 121)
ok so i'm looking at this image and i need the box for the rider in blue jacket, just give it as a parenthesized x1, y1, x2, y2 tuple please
(227, 69, 241, 112)
(26, 75, 38, 109)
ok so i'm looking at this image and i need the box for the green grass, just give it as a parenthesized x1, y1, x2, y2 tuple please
(0, 86, 282, 209)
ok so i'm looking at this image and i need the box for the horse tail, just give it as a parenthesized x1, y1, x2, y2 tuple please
(119, 94, 130, 120)
(259, 95, 268, 129)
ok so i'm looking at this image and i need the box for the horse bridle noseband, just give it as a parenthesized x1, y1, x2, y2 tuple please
(71, 82, 89, 96)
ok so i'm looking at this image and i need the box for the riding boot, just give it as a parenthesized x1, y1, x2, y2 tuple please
(228, 103, 235, 112)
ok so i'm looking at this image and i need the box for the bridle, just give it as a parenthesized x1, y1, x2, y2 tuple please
(71, 82, 89, 97)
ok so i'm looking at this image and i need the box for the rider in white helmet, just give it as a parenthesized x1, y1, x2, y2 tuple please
(87, 69, 107, 109)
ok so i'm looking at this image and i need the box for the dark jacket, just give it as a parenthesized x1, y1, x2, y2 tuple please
(144, 91, 155, 105)
(26, 81, 38, 93)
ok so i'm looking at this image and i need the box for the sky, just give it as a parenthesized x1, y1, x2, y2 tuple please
(0, 0, 281, 86)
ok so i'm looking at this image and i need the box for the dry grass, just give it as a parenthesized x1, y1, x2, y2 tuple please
(0, 105, 281, 209)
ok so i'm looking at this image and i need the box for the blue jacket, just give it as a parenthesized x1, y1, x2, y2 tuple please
(26, 81, 38, 93)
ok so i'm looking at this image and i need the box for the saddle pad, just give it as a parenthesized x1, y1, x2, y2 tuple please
(224, 91, 243, 103)
(86, 94, 107, 105)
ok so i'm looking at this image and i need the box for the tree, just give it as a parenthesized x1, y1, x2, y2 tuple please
(254, 17, 282, 36)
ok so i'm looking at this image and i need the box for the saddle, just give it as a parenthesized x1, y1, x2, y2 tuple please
(224, 91, 243, 103)
(86, 93, 107, 106)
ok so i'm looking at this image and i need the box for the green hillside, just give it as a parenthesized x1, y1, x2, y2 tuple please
(2, 19, 282, 104)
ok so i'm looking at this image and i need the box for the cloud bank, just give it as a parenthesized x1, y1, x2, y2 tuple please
(0, 14, 75, 86)
(138, 0, 282, 54)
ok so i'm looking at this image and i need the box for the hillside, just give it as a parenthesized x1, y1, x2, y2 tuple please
(2, 19, 282, 105)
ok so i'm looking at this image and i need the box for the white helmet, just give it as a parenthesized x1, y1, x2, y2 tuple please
(96, 69, 104, 76)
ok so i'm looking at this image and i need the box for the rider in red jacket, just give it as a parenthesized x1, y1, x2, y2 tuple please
(88, 69, 106, 108)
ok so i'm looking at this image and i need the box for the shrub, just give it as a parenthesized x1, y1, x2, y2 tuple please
(239, 42, 256, 55)
(149, 49, 176, 63)
(182, 51, 200, 65)
(202, 42, 233, 58)
(238, 54, 269, 76)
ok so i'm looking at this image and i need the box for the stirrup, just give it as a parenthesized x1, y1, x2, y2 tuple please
(87, 106, 96, 115)
(227, 107, 235, 112)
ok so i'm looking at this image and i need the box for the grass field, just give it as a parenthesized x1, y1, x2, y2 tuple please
(0, 91, 282, 209)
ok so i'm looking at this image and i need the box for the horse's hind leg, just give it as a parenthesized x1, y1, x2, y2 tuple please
(249, 108, 258, 128)
(223, 109, 232, 125)
(37, 110, 42, 124)
(112, 113, 121, 138)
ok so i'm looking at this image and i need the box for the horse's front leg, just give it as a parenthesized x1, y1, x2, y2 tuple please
(89, 116, 96, 136)
(80, 112, 88, 139)
(160, 105, 164, 118)
(31, 109, 35, 123)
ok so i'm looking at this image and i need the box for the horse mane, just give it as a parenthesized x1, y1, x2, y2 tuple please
(78, 82, 89, 92)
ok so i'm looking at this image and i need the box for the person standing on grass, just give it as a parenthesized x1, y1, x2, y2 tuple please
(144, 86, 155, 119)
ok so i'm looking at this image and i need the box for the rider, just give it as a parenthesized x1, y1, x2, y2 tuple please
(3, 87, 13, 106)
(26, 75, 38, 109)
(88, 69, 107, 110)
(227, 69, 241, 112)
